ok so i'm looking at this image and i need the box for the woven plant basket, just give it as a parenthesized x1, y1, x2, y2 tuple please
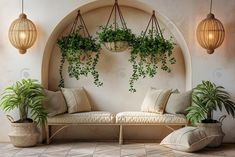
(104, 41, 129, 52)
(197, 116, 226, 147)
(7, 116, 39, 147)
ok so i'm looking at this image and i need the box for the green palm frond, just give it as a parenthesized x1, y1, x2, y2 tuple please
(186, 81, 235, 125)
(0, 79, 47, 125)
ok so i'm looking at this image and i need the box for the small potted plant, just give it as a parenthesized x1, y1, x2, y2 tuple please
(98, 25, 135, 52)
(57, 29, 103, 87)
(186, 80, 235, 147)
(0, 79, 47, 147)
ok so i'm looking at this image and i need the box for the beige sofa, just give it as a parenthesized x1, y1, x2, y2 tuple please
(46, 111, 188, 144)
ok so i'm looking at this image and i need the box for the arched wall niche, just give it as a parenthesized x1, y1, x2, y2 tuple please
(42, 0, 192, 91)
(41, 0, 192, 140)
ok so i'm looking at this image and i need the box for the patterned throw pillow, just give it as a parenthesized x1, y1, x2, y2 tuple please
(61, 87, 91, 114)
(141, 88, 172, 114)
(43, 89, 67, 117)
(165, 90, 192, 114)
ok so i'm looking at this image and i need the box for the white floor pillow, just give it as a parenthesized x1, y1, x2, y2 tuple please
(160, 127, 219, 152)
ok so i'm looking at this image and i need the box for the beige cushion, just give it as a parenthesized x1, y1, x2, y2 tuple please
(141, 88, 172, 114)
(165, 90, 192, 114)
(160, 127, 219, 152)
(48, 111, 115, 124)
(116, 111, 187, 124)
(61, 87, 91, 113)
(43, 89, 67, 117)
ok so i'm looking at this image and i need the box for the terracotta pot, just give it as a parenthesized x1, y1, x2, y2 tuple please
(197, 122, 225, 147)
(104, 41, 129, 52)
(8, 122, 39, 147)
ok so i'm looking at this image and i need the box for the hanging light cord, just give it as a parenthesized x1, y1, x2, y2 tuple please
(209, 0, 212, 13)
(21, 0, 24, 14)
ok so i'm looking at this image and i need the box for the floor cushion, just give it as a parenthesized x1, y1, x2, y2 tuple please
(160, 126, 219, 152)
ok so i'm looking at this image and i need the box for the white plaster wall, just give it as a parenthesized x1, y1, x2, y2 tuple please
(0, 0, 235, 143)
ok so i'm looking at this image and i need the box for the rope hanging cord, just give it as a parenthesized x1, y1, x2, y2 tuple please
(143, 10, 163, 39)
(21, 0, 24, 14)
(105, 0, 127, 30)
(70, 10, 91, 38)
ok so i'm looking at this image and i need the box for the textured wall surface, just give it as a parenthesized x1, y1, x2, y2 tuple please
(0, 0, 235, 143)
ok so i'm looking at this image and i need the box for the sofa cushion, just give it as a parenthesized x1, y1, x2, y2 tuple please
(160, 126, 218, 152)
(43, 89, 67, 117)
(116, 111, 187, 124)
(141, 88, 172, 114)
(165, 90, 192, 114)
(48, 111, 115, 124)
(61, 87, 91, 113)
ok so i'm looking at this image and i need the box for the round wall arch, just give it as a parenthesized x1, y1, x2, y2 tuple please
(41, 0, 192, 90)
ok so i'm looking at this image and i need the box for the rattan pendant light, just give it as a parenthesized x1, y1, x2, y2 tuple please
(196, 0, 225, 54)
(8, 0, 37, 54)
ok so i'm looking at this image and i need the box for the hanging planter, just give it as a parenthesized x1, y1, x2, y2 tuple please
(57, 10, 103, 88)
(97, 0, 135, 52)
(129, 11, 176, 92)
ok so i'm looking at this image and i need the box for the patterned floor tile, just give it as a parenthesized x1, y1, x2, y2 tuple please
(0, 142, 234, 157)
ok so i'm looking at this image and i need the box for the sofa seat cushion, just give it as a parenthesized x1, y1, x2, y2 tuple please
(48, 111, 115, 124)
(116, 111, 187, 124)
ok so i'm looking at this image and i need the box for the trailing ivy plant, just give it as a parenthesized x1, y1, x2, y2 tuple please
(97, 25, 135, 45)
(57, 29, 103, 87)
(129, 30, 176, 92)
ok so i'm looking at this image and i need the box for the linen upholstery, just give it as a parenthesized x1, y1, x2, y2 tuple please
(116, 111, 187, 124)
(141, 88, 172, 114)
(43, 89, 67, 117)
(165, 90, 192, 114)
(160, 127, 218, 152)
(61, 87, 91, 113)
(48, 111, 115, 124)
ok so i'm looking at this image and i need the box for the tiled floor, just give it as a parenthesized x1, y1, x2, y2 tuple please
(0, 142, 234, 157)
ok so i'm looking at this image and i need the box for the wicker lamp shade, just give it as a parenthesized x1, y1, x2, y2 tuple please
(196, 13, 225, 54)
(8, 13, 37, 54)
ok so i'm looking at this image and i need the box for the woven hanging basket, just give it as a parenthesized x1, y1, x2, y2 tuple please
(8, 13, 37, 54)
(102, 0, 130, 53)
(104, 41, 129, 52)
(196, 13, 225, 54)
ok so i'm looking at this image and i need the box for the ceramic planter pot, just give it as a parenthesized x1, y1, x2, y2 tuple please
(197, 120, 225, 147)
(8, 122, 39, 147)
(104, 41, 129, 52)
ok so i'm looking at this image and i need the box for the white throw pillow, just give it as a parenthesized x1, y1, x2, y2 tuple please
(165, 90, 192, 114)
(141, 88, 172, 114)
(61, 87, 91, 113)
(160, 127, 219, 152)
(43, 89, 67, 117)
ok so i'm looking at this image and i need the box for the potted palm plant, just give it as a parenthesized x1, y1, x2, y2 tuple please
(186, 80, 235, 147)
(0, 79, 47, 147)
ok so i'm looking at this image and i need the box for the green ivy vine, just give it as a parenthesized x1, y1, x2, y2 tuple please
(97, 25, 135, 44)
(129, 31, 176, 92)
(57, 30, 103, 87)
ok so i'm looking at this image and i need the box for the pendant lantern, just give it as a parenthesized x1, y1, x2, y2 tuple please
(196, 0, 225, 54)
(8, 0, 37, 54)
